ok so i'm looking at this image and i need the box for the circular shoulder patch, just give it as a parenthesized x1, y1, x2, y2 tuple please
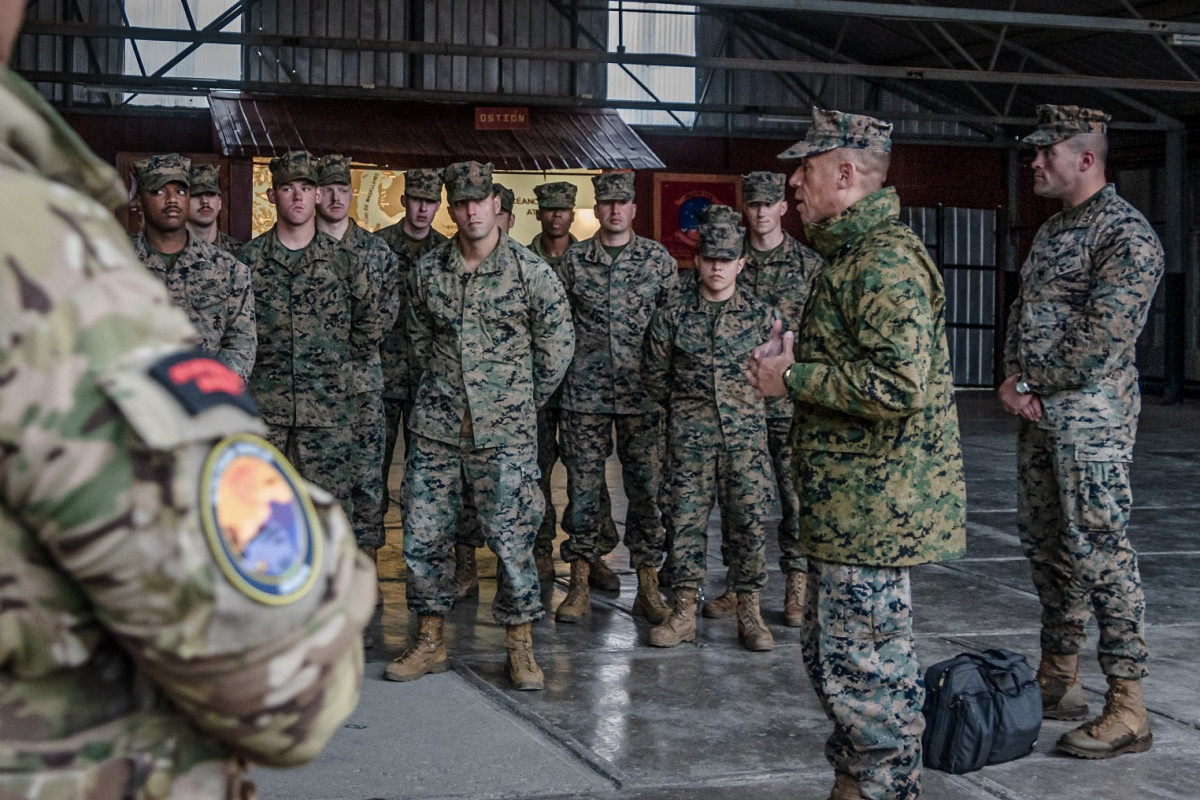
(200, 434, 322, 605)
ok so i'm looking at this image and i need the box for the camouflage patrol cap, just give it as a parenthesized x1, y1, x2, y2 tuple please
(698, 205, 745, 260)
(189, 163, 222, 195)
(443, 161, 494, 203)
(534, 181, 577, 209)
(317, 154, 352, 186)
(741, 171, 786, 204)
(132, 153, 191, 192)
(593, 171, 635, 202)
(404, 168, 444, 201)
(702, 203, 742, 226)
(493, 182, 515, 213)
(1021, 104, 1111, 147)
(778, 107, 893, 160)
(269, 150, 319, 185)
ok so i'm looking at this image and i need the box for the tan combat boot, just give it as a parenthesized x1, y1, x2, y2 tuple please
(783, 570, 806, 628)
(505, 622, 545, 691)
(454, 545, 479, 599)
(384, 615, 448, 682)
(1056, 676, 1152, 758)
(649, 588, 698, 647)
(736, 592, 775, 651)
(828, 771, 862, 799)
(555, 561, 591, 622)
(632, 565, 672, 624)
(1038, 651, 1089, 720)
(588, 558, 622, 591)
(702, 590, 738, 619)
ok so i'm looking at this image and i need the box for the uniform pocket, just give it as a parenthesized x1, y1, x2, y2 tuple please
(1072, 438, 1132, 532)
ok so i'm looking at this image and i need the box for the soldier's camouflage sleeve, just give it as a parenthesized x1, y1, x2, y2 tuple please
(406, 245, 439, 378)
(642, 302, 676, 407)
(789, 236, 936, 421)
(217, 250, 257, 381)
(527, 255, 575, 409)
(344, 241, 388, 382)
(2, 174, 373, 772)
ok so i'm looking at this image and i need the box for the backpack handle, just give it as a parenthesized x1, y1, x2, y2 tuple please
(965, 649, 1030, 698)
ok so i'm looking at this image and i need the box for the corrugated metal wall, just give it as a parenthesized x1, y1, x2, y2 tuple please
(901, 205, 999, 387)
(244, 0, 607, 99)
(12, 0, 123, 105)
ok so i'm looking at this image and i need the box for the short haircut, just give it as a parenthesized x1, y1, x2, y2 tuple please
(845, 148, 891, 188)
(1066, 132, 1109, 166)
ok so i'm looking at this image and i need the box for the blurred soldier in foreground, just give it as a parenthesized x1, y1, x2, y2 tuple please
(749, 107, 967, 800)
(188, 162, 244, 254)
(130, 153, 256, 382)
(1001, 105, 1163, 759)
(386, 161, 574, 690)
(702, 172, 822, 627)
(0, 6, 374, 797)
(555, 171, 678, 625)
(315, 154, 402, 559)
(644, 206, 779, 652)
(237, 151, 386, 522)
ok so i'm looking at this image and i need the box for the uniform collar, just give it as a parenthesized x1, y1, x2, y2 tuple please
(803, 187, 899, 260)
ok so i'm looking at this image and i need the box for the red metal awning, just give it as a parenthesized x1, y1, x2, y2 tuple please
(207, 93, 664, 171)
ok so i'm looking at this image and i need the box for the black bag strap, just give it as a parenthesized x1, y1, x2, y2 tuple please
(962, 650, 1029, 697)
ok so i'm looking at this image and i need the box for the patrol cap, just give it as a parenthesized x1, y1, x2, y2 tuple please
(443, 161, 494, 203)
(698, 205, 745, 260)
(269, 150, 319, 186)
(132, 153, 191, 192)
(189, 163, 221, 195)
(1021, 104, 1111, 147)
(593, 171, 635, 202)
(405, 168, 444, 201)
(316, 154, 352, 186)
(741, 171, 786, 204)
(493, 182, 515, 213)
(534, 181, 577, 210)
(778, 107, 893, 161)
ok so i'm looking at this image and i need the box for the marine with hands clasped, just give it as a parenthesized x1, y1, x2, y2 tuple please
(0, 5, 374, 795)
(643, 205, 780, 652)
(386, 161, 574, 691)
(129, 153, 257, 383)
(1000, 104, 1164, 760)
(748, 107, 967, 800)
(702, 171, 824, 627)
(555, 170, 678, 626)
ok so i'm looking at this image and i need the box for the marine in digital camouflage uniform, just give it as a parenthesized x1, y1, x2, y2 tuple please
(236, 151, 387, 523)
(376, 168, 448, 504)
(703, 171, 824, 626)
(750, 107, 967, 800)
(0, 54, 373, 800)
(385, 161, 574, 691)
(1000, 105, 1163, 760)
(643, 207, 779, 652)
(129, 154, 257, 382)
(188, 163, 244, 254)
(494, 180, 516, 232)
(555, 170, 678, 625)
(315, 154, 402, 555)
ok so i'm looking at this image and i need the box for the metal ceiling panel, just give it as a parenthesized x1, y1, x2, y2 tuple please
(208, 93, 665, 169)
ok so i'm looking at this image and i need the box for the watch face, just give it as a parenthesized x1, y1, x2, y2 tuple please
(1016, 381, 1031, 395)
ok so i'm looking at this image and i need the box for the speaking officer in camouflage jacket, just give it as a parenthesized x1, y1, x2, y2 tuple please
(315, 154, 402, 558)
(644, 207, 779, 653)
(236, 151, 386, 523)
(1000, 105, 1164, 760)
(750, 108, 967, 800)
(1, 40, 373, 799)
(385, 161, 574, 691)
(555, 171, 677, 626)
(703, 171, 824, 628)
(129, 154, 257, 383)
(377, 169, 449, 501)
(188, 163, 244, 254)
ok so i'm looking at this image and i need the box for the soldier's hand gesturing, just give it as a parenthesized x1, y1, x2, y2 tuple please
(748, 319, 795, 399)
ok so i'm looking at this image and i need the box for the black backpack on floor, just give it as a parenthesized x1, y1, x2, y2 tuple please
(921, 648, 1042, 774)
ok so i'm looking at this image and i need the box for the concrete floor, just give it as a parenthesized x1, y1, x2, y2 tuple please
(253, 392, 1200, 800)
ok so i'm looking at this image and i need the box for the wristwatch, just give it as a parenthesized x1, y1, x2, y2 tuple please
(1015, 379, 1032, 395)
(783, 364, 795, 385)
